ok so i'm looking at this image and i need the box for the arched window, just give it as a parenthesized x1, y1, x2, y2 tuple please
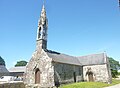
(38, 27, 41, 39)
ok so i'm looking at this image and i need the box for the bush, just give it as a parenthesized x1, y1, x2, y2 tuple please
(118, 72, 120, 75)
(0, 56, 5, 66)
(111, 70, 118, 78)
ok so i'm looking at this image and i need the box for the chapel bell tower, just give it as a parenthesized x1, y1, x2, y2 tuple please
(36, 5, 48, 50)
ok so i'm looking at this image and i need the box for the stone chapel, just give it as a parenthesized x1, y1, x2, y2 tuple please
(25, 4, 112, 88)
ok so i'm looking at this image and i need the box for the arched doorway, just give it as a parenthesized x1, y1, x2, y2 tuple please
(86, 68, 94, 82)
(35, 68, 40, 84)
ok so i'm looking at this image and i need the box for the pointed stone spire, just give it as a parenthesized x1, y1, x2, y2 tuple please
(36, 4, 48, 50)
(40, 4, 46, 22)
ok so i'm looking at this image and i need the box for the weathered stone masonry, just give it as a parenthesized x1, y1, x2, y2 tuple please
(25, 4, 112, 88)
(25, 49, 54, 87)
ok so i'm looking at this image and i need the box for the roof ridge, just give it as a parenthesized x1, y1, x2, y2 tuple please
(77, 52, 104, 58)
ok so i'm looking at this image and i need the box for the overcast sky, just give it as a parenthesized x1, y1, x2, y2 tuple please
(0, 0, 120, 68)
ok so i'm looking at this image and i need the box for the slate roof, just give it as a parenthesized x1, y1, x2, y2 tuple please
(8, 66, 26, 73)
(0, 65, 9, 73)
(45, 50, 106, 66)
(77, 53, 106, 66)
(45, 50, 82, 66)
(8, 52, 106, 73)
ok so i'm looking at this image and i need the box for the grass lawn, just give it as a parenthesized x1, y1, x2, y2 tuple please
(60, 79, 120, 88)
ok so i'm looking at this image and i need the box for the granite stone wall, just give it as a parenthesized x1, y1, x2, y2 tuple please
(25, 49, 54, 88)
(53, 62, 83, 84)
(83, 64, 111, 83)
(0, 82, 25, 88)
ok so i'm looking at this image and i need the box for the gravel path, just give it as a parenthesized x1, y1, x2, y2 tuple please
(104, 84, 120, 88)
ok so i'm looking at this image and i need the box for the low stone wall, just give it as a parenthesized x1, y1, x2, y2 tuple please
(0, 82, 25, 88)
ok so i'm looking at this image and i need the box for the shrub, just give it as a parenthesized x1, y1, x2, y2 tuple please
(0, 56, 5, 66)
(118, 72, 120, 75)
(111, 70, 118, 78)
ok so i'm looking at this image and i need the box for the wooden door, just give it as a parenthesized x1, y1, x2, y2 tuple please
(35, 68, 40, 84)
(88, 72, 94, 82)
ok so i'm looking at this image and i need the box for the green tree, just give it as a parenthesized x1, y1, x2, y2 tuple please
(108, 57, 120, 70)
(108, 57, 120, 78)
(15, 60, 28, 67)
(0, 56, 5, 66)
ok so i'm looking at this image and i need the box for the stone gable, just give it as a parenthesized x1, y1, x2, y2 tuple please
(83, 64, 111, 83)
(25, 49, 54, 87)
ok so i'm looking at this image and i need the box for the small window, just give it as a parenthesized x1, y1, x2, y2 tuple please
(38, 27, 41, 39)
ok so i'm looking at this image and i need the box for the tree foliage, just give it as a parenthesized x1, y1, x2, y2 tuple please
(111, 70, 118, 78)
(108, 57, 120, 78)
(15, 60, 28, 67)
(0, 56, 5, 66)
(108, 57, 120, 70)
